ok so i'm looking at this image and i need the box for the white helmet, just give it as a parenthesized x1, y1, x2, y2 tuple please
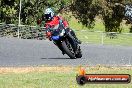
(44, 8, 54, 20)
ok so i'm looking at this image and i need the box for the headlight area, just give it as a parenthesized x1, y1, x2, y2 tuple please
(59, 29, 65, 36)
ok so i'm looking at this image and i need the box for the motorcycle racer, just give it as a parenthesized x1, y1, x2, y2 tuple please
(37, 8, 82, 56)
(43, 8, 81, 44)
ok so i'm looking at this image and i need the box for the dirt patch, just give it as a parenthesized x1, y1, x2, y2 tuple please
(0, 66, 74, 74)
(0, 66, 131, 74)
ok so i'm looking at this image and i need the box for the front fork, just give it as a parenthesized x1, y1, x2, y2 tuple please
(67, 32, 78, 52)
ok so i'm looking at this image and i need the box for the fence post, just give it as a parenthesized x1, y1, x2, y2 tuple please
(101, 32, 104, 45)
(18, 0, 21, 38)
(18, 26, 20, 38)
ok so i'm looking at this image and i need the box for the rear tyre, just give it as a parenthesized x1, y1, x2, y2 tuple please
(61, 40, 76, 59)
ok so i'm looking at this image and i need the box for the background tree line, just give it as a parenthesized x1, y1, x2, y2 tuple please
(0, 0, 132, 33)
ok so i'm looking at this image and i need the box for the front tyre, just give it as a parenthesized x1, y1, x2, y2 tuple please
(76, 52, 82, 58)
(75, 46, 82, 58)
(61, 40, 76, 59)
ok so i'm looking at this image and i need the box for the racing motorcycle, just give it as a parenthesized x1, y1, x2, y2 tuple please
(46, 20, 82, 59)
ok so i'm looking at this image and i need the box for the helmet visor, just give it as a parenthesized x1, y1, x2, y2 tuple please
(45, 13, 51, 20)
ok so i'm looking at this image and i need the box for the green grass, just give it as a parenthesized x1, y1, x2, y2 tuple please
(68, 15, 132, 46)
(68, 15, 130, 33)
(75, 30, 132, 46)
(0, 66, 131, 88)
(76, 30, 102, 44)
(104, 33, 132, 46)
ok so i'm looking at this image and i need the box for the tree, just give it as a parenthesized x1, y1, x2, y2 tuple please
(0, 0, 72, 25)
(70, 0, 101, 29)
(0, 0, 19, 24)
(3, 0, 15, 6)
(20, 0, 72, 25)
(100, 0, 125, 32)
(1, 0, 132, 33)
(71, 0, 132, 32)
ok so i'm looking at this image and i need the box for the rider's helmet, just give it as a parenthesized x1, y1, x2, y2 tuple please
(44, 8, 55, 21)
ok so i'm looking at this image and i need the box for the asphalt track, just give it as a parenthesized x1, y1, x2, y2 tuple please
(0, 37, 132, 67)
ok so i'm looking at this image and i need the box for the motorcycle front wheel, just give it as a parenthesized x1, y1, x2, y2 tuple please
(75, 46, 82, 58)
(61, 40, 76, 59)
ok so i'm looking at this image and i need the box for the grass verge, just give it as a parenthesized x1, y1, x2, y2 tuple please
(75, 30, 132, 46)
(0, 66, 131, 88)
(68, 15, 132, 46)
